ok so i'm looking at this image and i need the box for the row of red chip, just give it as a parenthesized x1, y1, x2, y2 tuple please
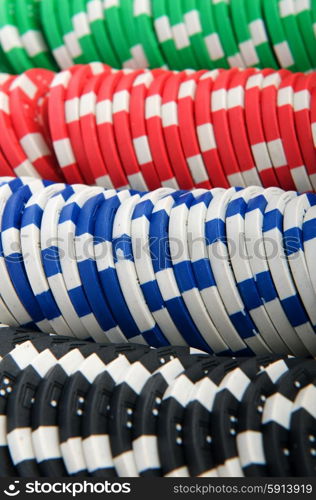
(0, 65, 315, 191)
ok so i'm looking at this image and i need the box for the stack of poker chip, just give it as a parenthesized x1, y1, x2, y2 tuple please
(0, 67, 316, 191)
(0, 0, 315, 74)
(0, 177, 315, 358)
(0, 327, 315, 478)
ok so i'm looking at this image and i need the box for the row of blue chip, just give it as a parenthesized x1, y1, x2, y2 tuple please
(0, 177, 315, 357)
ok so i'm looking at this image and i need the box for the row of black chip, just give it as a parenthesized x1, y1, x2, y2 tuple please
(0, 326, 315, 478)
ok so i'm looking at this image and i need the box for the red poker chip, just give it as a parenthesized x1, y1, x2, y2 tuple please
(96, 71, 130, 190)
(130, 71, 162, 190)
(177, 70, 212, 189)
(244, 68, 281, 188)
(79, 73, 113, 188)
(227, 67, 263, 187)
(194, 70, 228, 188)
(277, 72, 313, 192)
(161, 71, 196, 190)
(48, 66, 85, 184)
(112, 69, 149, 191)
(9, 69, 63, 182)
(311, 86, 316, 159)
(0, 75, 41, 178)
(65, 63, 111, 185)
(144, 71, 179, 189)
(260, 69, 294, 189)
(211, 68, 246, 187)
(293, 73, 316, 191)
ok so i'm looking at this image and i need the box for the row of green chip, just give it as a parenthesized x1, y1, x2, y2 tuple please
(0, 0, 314, 73)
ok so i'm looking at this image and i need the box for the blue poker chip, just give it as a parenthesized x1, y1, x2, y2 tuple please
(40, 185, 93, 340)
(131, 189, 188, 347)
(1, 181, 53, 332)
(245, 190, 309, 356)
(94, 194, 144, 342)
(205, 188, 264, 355)
(20, 183, 75, 337)
(283, 193, 316, 336)
(76, 191, 129, 343)
(263, 191, 316, 352)
(0, 178, 47, 330)
(58, 187, 123, 342)
(225, 188, 289, 354)
(149, 192, 212, 353)
(169, 191, 230, 355)
(188, 191, 252, 355)
(112, 194, 169, 347)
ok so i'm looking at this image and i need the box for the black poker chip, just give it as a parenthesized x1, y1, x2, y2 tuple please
(58, 344, 151, 477)
(157, 356, 231, 477)
(236, 358, 305, 477)
(0, 335, 83, 477)
(0, 328, 313, 479)
(132, 354, 208, 476)
(262, 359, 316, 477)
(290, 376, 316, 477)
(109, 347, 208, 477)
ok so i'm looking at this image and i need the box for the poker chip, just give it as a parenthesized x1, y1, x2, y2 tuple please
(0, 178, 315, 359)
(112, 192, 169, 347)
(31, 341, 100, 477)
(81, 343, 151, 477)
(131, 188, 186, 346)
(71, 0, 101, 64)
(75, 191, 129, 343)
(56, 0, 86, 64)
(236, 357, 304, 476)
(263, 191, 316, 354)
(225, 187, 289, 354)
(79, 72, 113, 188)
(157, 355, 222, 477)
(245, 189, 309, 357)
(227, 68, 263, 187)
(40, 0, 74, 70)
(132, 354, 205, 476)
(15, 0, 57, 71)
(277, 72, 313, 191)
(290, 375, 316, 476)
(0, 2, 313, 73)
(6, 342, 80, 476)
(1, 181, 54, 332)
(262, 359, 316, 476)
(0, 67, 315, 191)
(109, 346, 200, 477)
(0, 328, 314, 478)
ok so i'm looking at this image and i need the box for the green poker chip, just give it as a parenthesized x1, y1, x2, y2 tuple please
(40, 0, 74, 69)
(16, 0, 57, 70)
(71, 0, 101, 63)
(245, 0, 278, 68)
(104, 0, 133, 67)
(134, 0, 166, 68)
(261, 0, 296, 70)
(230, 0, 259, 67)
(183, 0, 212, 68)
(0, 44, 15, 73)
(277, 0, 311, 72)
(211, 0, 245, 68)
(167, 0, 197, 69)
(295, 0, 316, 69)
(120, 0, 148, 68)
(56, 0, 86, 63)
(0, 0, 34, 73)
(86, 0, 120, 67)
(198, 0, 227, 68)
(152, 0, 182, 70)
